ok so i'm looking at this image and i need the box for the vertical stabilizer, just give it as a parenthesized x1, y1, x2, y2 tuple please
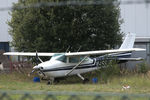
(119, 33, 136, 49)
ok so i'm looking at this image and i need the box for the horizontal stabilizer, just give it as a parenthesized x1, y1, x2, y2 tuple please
(117, 57, 144, 61)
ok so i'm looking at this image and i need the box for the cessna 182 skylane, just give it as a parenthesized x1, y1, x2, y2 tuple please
(4, 33, 145, 84)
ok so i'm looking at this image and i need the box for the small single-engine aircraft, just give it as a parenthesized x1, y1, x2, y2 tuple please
(4, 33, 145, 84)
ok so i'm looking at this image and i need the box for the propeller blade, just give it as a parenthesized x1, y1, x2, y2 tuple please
(35, 51, 38, 65)
(30, 69, 36, 74)
(36, 51, 43, 63)
(28, 69, 35, 77)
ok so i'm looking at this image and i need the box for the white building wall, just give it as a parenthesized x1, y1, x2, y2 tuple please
(0, 0, 17, 42)
(120, 0, 150, 37)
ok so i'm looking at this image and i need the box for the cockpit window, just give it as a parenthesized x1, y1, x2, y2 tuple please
(57, 55, 67, 63)
(69, 56, 89, 63)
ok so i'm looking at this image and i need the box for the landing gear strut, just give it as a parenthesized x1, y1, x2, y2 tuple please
(77, 74, 89, 83)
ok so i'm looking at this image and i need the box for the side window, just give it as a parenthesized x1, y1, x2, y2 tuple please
(79, 56, 89, 62)
(69, 56, 90, 63)
(69, 57, 79, 63)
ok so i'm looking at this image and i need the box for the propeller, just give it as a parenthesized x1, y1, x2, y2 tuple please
(29, 51, 45, 77)
(36, 51, 43, 63)
(34, 50, 45, 65)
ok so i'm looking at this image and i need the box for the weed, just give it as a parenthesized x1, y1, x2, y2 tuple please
(137, 61, 149, 74)
(97, 60, 120, 83)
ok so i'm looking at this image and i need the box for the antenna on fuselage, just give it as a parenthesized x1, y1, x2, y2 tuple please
(77, 46, 82, 52)
(66, 46, 70, 53)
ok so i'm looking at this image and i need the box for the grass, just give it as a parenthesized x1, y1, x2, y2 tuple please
(0, 72, 150, 93)
(0, 72, 150, 100)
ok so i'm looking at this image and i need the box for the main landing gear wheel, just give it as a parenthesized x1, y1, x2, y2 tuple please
(47, 81, 51, 85)
(47, 78, 54, 85)
(83, 78, 89, 84)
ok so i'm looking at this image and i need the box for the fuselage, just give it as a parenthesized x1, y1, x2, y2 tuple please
(34, 54, 98, 78)
(34, 51, 132, 79)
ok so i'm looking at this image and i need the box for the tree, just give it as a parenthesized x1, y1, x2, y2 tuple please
(8, 0, 122, 53)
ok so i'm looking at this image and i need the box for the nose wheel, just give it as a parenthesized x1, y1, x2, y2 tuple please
(47, 77, 54, 85)
(83, 78, 89, 84)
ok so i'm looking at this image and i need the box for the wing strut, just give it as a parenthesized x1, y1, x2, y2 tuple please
(65, 56, 88, 76)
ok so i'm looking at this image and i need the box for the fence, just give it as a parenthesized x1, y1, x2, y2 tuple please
(0, 90, 150, 100)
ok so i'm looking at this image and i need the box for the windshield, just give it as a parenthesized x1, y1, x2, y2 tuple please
(56, 55, 67, 63)
(50, 54, 65, 61)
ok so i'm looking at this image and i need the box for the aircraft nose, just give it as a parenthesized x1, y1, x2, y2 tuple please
(33, 65, 44, 70)
(33, 65, 39, 69)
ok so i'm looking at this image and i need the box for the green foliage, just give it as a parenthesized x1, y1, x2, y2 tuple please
(137, 62, 149, 74)
(8, 0, 122, 52)
(97, 60, 120, 83)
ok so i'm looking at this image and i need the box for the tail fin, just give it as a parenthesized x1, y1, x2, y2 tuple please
(119, 33, 136, 49)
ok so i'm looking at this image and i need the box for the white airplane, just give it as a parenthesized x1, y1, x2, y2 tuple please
(3, 33, 145, 84)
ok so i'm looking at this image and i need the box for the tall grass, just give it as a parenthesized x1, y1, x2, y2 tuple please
(0, 61, 150, 93)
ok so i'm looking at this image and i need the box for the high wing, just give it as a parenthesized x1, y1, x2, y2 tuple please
(3, 52, 55, 56)
(65, 48, 145, 57)
(3, 48, 145, 57)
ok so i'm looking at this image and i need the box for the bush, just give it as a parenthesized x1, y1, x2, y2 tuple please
(137, 62, 149, 74)
(97, 60, 120, 83)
